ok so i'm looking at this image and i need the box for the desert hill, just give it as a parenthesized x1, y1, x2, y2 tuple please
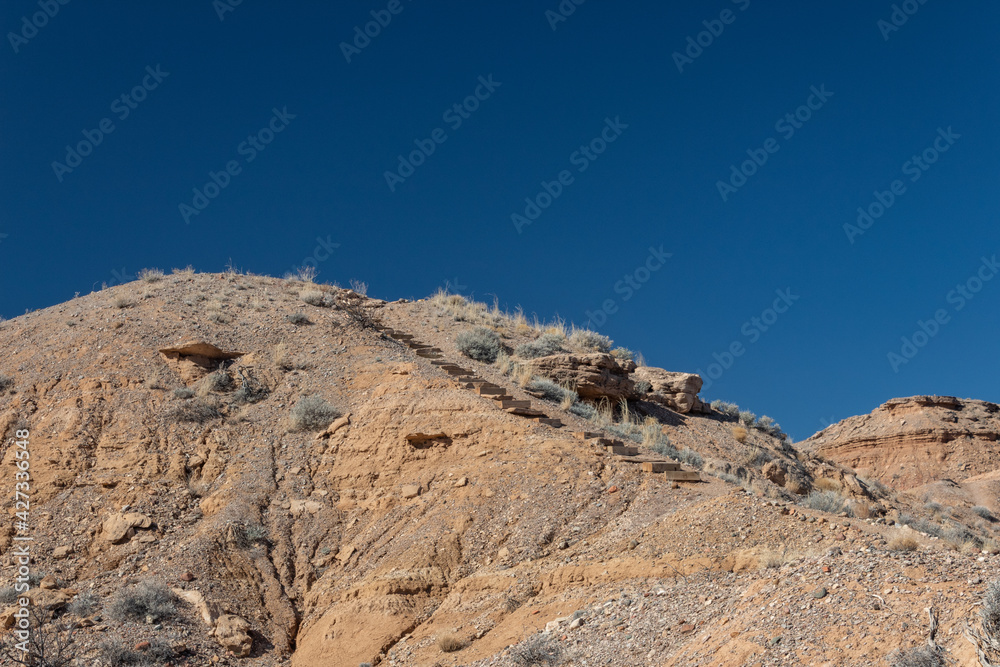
(0, 270, 998, 666)
(801, 395, 1000, 491)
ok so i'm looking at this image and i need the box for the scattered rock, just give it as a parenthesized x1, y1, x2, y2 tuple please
(212, 614, 253, 658)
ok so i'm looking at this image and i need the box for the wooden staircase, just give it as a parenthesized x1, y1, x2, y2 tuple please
(374, 324, 699, 479)
(376, 326, 564, 428)
(571, 432, 701, 482)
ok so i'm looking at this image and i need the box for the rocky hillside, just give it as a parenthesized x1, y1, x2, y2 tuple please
(0, 272, 997, 666)
(801, 395, 1000, 490)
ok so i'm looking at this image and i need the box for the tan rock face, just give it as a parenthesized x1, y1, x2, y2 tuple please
(213, 613, 253, 657)
(527, 353, 634, 400)
(101, 512, 153, 543)
(158, 341, 244, 384)
(633, 367, 703, 414)
(801, 395, 1000, 489)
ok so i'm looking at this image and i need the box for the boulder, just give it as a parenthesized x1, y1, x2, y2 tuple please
(527, 353, 634, 400)
(172, 588, 223, 627)
(632, 367, 703, 414)
(101, 512, 153, 543)
(213, 614, 253, 657)
(158, 341, 244, 384)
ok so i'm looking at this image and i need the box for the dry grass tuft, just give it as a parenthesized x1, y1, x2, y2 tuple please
(731, 426, 748, 443)
(887, 532, 918, 552)
(437, 634, 464, 653)
(814, 477, 841, 492)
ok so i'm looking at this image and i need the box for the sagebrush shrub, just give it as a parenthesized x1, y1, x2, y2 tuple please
(106, 581, 177, 622)
(634, 380, 652, 394)
(169, 399, 220, 423)
(801, 490, 847, 514)
(100, 638, 175, 666)
(972, 505, 995, 521)
(569, 402, 597, 419)
(138, 268, 164, 283)
(611, 347, 634, 362)
(527, 377, 575, 404)
(887, 646, 944, 667)
(710, 400, 740, 419)
(300, 289, 326, 306)
(456, 327, 502, 362)
(508, 633, 564, 666)
(515, 333, 565, 359)
(568, 328, 612, 353)
(172, 387, 194, 399)
(982, 579, 1000, 641)
(286, 312, 311, 325)
(738, 410, 757, 426)
(290, 395, 340, 431)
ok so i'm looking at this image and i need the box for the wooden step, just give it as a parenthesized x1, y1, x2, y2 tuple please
(440, 365, 469, 372)
(429, 360, 450, 365)
(641, 461, 681, 473)
(606, 445, 639, 456)
(476, 386, 505, 396)
(507, 407, 547, 417)
(496, 400, 531, 409)
(573, 431, 602, 440)
(535, 418, 563, 427)
(660, 471, 701, 482)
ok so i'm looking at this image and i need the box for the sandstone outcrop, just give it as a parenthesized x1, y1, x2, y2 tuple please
(801, 395, 1000, 489)
(158, 341, 244, 383)
(632, 366, 703, 414)
(527, 353, 634, 400)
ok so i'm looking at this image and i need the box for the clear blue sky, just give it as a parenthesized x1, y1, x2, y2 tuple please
(2, 1, 998, 440)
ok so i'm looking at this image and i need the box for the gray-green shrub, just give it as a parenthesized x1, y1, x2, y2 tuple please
(456, 327, 502, 362)
(515, 333, 565, 359)
(568, 328, 612, 353)
(290, 395, 340, 431)
(106, 581, 177, 622)
(801, 491, 847, 514)
(527, 378, 574, 404)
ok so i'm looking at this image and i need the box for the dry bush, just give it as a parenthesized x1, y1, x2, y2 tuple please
(290, 395, 340, 431)
(106, 581, 177, 622)
(731, 426, 748, 443)
(567, 328, 612, 353)
(515, 333, 565, 359)
(286, 312, 310, 325)
(197, 370, 232, 395)
(813, 477, 841, 492)
(759, 548, 784, 569)
(887, 533, 918, 552)
(138, 268, 164, 282)
(300, 289, 326, 306)
(112, 295, 132, 309)
(849, 502, 872, 519)
(172, 265, 195, 276)
(887, 645, 944, 667)
(508, 632, 565, 666)
(437, 634, 463, 653)
(456, 327, 502, 363)
(168, 399, 220, 423)
(0, 374, 13, 391)
(273, 343, 297, 371)
(801, 490, 847, 514)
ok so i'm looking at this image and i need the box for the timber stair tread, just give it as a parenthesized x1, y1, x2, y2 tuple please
(384, 325, 564, 429)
